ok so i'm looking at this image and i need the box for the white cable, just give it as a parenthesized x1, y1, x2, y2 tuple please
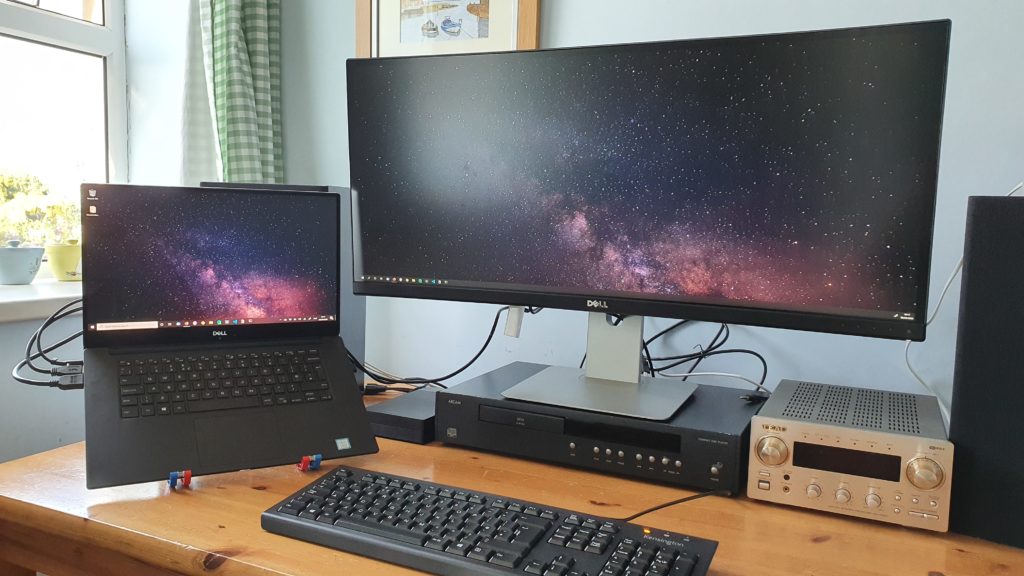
(659, 370, 770, 395)
(905, 340, 950, 424)
(905, 180, 1023, 425)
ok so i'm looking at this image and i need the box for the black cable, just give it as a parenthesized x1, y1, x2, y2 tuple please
(13, 329, 84, 388)
(27, 303, 83, 373)
(682, 324, 729, 379)
(349, 305, 543, 389)
(650, 323, 730, 369)
(644, 319, 689, 347)
(619, 489, 730, 522)
(660, 348, 769, 387)
(35, 301, 84, 366)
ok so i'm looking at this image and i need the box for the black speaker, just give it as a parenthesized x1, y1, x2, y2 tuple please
(949, 195, 1024, 548)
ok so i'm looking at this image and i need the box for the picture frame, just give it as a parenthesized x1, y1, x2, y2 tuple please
(355, 0, 540, 58)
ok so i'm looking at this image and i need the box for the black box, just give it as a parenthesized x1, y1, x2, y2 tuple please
(436, 362, 762, 494)
(368, 389, 437, 444)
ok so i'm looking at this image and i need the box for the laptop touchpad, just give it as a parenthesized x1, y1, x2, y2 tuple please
(194, 413, 284, 470)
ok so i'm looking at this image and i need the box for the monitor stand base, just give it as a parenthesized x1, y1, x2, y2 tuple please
(501, 365, 697, 421)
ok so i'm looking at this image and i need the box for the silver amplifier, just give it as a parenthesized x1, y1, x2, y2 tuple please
(747, 380, 953, 532)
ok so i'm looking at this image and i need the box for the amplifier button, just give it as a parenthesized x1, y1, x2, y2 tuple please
(865, 493, 882, 509)
(635, 453, 643, 462)
(593, 447, 600, 455)
(569, 442, 576, 450)
(755, 436, 789, 467)
(661, 457, 670, 466)
(835, 488, 851, 504)
(906, 457, 945, 491)
(806, 484, 822, 499)
(618, 450, 625, 459)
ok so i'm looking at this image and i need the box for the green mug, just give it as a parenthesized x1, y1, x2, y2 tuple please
(45, 240, 82, 282)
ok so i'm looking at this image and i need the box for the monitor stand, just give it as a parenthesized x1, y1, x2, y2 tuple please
(501, 313, 697, 421)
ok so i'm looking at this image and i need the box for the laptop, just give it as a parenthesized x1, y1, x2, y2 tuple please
(81, 183, 378, 489)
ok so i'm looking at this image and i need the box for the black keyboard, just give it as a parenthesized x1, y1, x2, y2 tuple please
(116, 346, 330, 418)
(263, 466, 718, 576)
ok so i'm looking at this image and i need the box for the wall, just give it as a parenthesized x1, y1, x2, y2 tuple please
(125, 0, 190, 184)
(278, 0, 1024, 411)
(0, 317, 84, 463)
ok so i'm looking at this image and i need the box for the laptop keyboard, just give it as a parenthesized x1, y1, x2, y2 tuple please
(116, 347, 330, 418)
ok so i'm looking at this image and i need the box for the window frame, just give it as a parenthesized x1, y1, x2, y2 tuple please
(0, 0, 127, 184)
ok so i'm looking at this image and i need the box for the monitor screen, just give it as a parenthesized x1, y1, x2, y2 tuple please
(348, 21, 950, 340)
(82, 184, 340, 347)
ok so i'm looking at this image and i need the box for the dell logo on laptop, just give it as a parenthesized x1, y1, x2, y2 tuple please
(212, 330, 228, 337)
(586, 300, 609, 309)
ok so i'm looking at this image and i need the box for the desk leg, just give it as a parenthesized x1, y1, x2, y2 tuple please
(0, 557, 34, 576)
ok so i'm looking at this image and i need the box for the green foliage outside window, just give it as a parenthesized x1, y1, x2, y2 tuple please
(0, 173, 81, 246)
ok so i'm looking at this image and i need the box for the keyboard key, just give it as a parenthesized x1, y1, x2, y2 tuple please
(120, 406, 139, 418)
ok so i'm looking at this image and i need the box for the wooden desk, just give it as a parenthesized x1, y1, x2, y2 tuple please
(0, 435, 1021, 575)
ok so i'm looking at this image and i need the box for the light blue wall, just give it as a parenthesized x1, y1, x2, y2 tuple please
(0, 318, 84, 463)
(280, 0, 1024, 406)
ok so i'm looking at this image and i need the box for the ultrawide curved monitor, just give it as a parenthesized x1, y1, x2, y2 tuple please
(347, 20, 950, 341)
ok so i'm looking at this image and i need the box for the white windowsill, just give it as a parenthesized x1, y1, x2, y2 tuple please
(0, 275, 82, 323)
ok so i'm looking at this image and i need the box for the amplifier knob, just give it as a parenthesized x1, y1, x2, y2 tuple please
(835, 488, 851, 504)
(865, 493, 882, 509)
(906, 458, 945, 491)
(806, 484, 822, 499)
(755, 436, 789, 467)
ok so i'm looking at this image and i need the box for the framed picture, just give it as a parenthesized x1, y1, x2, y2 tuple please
(356, 0, 540, 58)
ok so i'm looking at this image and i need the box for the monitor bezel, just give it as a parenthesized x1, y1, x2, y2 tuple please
(81, 184, 341, 348)
(347, 20, 952, 343)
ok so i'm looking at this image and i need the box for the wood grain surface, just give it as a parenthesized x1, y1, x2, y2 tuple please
(0, 416, 1021, 575)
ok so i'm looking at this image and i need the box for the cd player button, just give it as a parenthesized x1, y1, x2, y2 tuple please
(806, 484, 822, 499)
(757, 480, 770, 491)
(835, 488, 851, 504)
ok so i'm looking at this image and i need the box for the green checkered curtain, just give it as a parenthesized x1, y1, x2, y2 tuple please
(191, 0, 283, 184)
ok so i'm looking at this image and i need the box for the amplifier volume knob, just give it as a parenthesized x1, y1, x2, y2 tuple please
(835, 488, 851, 504)
(865, 493, 882, 509)
(755, 436, 789, 467)
(906, 458, 945, 491)
(806, 484, 822, 498)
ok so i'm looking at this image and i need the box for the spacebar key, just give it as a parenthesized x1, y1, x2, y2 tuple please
(331, 517, 429, 546)
(188, 396, 260, 412)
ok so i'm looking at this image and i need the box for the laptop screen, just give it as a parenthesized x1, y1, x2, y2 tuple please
(82, 184, 340, 347)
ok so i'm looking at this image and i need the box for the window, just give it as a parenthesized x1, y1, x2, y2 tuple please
(0, 0, 125, 247)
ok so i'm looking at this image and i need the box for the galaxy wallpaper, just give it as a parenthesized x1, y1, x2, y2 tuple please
(349, 22, 949, 318)
(85, 188, 338, 323)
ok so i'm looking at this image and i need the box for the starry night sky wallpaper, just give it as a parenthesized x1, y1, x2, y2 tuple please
(86, 188, 338, 323)
(349, 22, 949, 318)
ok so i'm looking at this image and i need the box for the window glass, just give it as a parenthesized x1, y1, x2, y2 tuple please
(0, 34, 105, 245)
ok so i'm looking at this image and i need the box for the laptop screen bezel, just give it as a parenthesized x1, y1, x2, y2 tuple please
(81, 184, 342, 349)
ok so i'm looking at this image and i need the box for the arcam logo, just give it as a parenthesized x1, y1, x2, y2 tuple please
(586, 299, 609, 309)
(212, 330, 228, 337)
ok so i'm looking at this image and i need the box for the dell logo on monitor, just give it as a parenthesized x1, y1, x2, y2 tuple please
(586, 300, 609, 309)
(212, 330, 228, 337)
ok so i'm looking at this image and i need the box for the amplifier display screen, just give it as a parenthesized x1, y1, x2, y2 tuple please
(793, 442, 901, 481)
